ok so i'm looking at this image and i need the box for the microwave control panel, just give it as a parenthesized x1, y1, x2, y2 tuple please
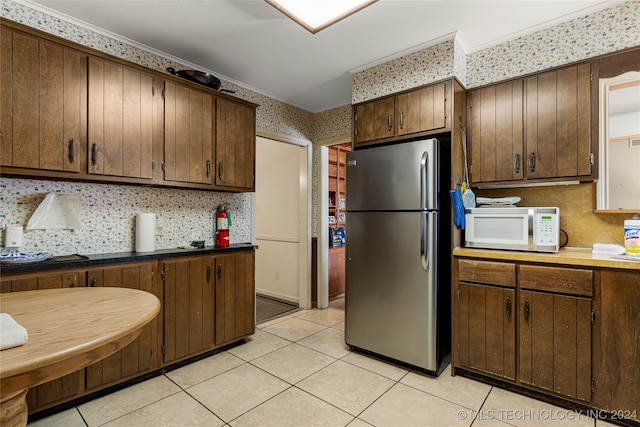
(535, 213, 559, 246)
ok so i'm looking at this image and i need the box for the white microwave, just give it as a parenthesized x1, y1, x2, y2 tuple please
(465, 207, 560, 253)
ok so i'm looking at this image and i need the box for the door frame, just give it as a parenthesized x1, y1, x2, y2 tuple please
(253, 128, 313, 309)
(317, 135, 351, 309)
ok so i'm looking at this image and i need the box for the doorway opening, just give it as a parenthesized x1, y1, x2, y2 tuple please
(327, 142, 351, 301)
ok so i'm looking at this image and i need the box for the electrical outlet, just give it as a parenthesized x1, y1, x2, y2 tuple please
(274, 270, 279, 279)
(156, 226, 163, 236)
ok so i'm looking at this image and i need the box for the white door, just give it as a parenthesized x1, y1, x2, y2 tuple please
(255, 136, 308, 304)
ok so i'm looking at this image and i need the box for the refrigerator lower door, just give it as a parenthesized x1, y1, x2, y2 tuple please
(345, 211, 438, 371)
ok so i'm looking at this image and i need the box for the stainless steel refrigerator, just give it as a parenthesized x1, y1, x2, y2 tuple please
(345, 137, 451, 375)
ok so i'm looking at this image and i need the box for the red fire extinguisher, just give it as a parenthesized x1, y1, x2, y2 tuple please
(216, 205, 231, 247)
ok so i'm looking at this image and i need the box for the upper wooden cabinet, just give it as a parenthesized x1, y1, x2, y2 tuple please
(88, 57, 154, 179)
(525, 63, 592, 180)
(467, 80, 524, 184)
(396, 83, 447, 137)
(163, 81, 214, 185)
(215, 97, 256, 191)
(0, 19, 257, 193)
(467, 63, 593, 186)
(353, 81, 451, 148)
(1, 27, 84, 173)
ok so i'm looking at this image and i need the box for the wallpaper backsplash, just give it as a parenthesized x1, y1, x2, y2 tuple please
(0, 178, 251, 255)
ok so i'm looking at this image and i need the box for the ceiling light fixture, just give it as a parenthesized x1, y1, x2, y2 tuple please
(265, 0, 378, 34)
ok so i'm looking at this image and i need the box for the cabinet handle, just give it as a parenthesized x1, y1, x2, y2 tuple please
(68, 139, 76, 163)
(71, 275, 77, 288)
(514, 154, 520, 173)
(387, 114, 392, 131)
(217, 264, 223, 281)
(506, 297, 511, 320)
(218, 162, 223, 180)
(399, 112, 404, 129)
(90, 278, 97, 287)
(524, 299, 530, 321)
(529, 152, 536, 172)
(91, 143, 99, 165)
(207, 266, 211, 283)
(206, 160, 211, 177)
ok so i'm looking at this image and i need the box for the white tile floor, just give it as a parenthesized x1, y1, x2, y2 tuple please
(29, 298, 619, 427)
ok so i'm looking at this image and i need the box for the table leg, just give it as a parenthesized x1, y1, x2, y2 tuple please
(0, 389, 28, 427)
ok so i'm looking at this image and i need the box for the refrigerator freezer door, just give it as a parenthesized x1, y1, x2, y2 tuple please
(346, 138, 439, 212)
(345, 211, 438, 371)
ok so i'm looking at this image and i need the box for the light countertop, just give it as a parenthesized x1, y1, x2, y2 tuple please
(453, 247, 640, 270)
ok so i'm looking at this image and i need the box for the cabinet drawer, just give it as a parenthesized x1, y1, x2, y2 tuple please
(519, 265, 592, 296)
(458, 259, 515, 287)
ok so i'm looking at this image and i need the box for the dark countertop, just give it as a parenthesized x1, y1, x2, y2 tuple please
(0, 244, 257, 275)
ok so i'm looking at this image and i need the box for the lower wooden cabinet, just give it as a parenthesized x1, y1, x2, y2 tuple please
(214, 251, 255, 346)
(85, 262, 160, 390)
(161, 250, 255, 363)
(455, 259, 516, 381)
(161, 255, 214, 364)
(0, 248, 255, 416)
(454, 258, 593, 403)
(518, 290, 592, 401)
(0, 269, 85, 413)
(593, 269, 640, 416)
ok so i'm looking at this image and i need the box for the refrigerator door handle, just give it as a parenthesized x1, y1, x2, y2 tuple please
(421, 212, 429, 271)
(421, 151, 429, 210)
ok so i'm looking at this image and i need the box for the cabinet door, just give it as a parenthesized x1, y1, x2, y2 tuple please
(519, 290, 591, 401)
(162, 256, 214, 364)
(353, 103, 367, 146)
(214, 251, 255, 346)
(1, 28, 83, 172)
(215, 97, 256, 190)
(164, 81, 214, 185)
(456, 282, 516, 380)
(0, 271, 84, 414)
(525, 63, 592, 179)
(371, 97, 395, 141)
(396, 83, 447, 136)
(84, 262, 159, 390)
(594, 270, 640, 416)
(468, 80, 524, 184)
(88, 57, 153, 179)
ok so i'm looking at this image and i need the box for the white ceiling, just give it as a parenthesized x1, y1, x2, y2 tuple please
(25, 0, 625, 113)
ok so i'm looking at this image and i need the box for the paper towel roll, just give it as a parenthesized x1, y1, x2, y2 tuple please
(136, 213, 156, 252)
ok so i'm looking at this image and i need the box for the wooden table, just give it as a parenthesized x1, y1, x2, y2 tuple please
(0, 287, 161, 427)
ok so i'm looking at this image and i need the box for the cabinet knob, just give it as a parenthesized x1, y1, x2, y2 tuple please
(91, 278, 97, 287)
(514, 154, 520, 174)
(206, 160, 211, 177)
(218, 162, 223, 181)
(399, 112, 404, 129)
(217, 264, 223, 281)
(506, 297, 512, 320)
(387, 114, 392, 131)
(524, 299, 530, 321)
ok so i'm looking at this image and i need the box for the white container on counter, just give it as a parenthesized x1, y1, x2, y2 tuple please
(624, 215, 640, 254)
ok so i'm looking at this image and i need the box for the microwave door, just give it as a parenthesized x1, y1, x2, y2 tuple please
(466, 212, 531, 251)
